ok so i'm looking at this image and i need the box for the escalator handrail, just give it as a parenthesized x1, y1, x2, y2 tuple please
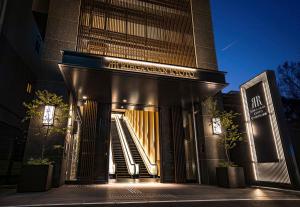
(109, 135, 116, 175)
(123, 117, 158, 176)
(113, 114, 139, 176)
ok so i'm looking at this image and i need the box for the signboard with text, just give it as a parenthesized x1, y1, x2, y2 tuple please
(245, 82, 278, 163)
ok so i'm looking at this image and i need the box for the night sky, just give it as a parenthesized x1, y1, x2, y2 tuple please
(210, 0, 300, 92)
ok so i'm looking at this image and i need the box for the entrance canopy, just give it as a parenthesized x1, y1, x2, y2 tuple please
(59, 51, 227, 109)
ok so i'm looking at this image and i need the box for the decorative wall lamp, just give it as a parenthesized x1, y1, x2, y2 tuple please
(212, 117, 222, 135)
(43, 105, 55, 126)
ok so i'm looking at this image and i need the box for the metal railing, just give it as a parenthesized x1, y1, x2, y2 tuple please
(123, 116, 158, 176)
(108, 136, 116, 175)
(112, 114, 139, 176)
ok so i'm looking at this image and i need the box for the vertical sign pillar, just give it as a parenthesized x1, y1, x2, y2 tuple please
(241, 71, 300, 187)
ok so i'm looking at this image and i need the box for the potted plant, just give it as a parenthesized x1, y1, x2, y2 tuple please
(17, 90, 69, 192)
(204, 97, 245, 188)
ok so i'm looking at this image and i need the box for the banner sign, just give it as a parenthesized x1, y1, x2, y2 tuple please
(245, 82, 278, 163)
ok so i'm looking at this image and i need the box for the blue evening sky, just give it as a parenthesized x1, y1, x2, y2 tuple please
(210, 0, 300, 92)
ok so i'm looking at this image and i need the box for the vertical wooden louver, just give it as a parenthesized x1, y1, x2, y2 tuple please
(77, 0, 196, 68)
(159, 107, 175, 183)
(77, 101, 98, 182)
(77, 101, 111, 183)
(94, 103, 111, 183)
(171, 106, 186, 183)
(159, 106, 186, 183)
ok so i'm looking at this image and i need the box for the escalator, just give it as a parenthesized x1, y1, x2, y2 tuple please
(120, 118, 152, 178)
(111, 120, 131, 178)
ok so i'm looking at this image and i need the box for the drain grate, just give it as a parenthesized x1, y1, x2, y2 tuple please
(109, 193, 176, 200)
(127, 188, 142, 194)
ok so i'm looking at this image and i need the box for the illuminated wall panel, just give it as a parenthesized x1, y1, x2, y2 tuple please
(125, 109, 160, 171)
(77, 0, 196, 68)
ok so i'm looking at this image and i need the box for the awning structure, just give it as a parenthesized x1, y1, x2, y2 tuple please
(59, 51, 227, 109)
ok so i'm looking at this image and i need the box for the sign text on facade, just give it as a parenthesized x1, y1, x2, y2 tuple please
(106, 60, 197, 79)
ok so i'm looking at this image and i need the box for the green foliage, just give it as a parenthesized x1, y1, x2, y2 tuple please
(23, 90, 70, 136)
(204, 97, 243, 167)
(277, 61, 300, 99)
(27, 158, 53, 165)
(23, 90, 70, 161)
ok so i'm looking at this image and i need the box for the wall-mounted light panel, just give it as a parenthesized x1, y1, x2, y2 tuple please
(212, 117, 222, 135)
(43, 105, 55, 126)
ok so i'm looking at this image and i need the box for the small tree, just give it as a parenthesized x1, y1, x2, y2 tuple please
(204, 97, 243, 167)
(23, 90, 69, 164)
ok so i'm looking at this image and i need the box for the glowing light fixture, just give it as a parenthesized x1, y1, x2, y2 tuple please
(43, 105, 55, 126)
(122, 99, 127, 103)
(82, 96, 88, 100)
(212, 117, 222, 135)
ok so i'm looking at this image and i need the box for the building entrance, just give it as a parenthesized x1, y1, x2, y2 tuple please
(108, 104, 201, 184)
(59, 51, 227, 184)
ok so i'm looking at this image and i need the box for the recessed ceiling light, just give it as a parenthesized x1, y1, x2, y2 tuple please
(83, 96, 88, 100)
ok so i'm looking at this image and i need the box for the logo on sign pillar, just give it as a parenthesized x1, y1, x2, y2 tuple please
(249, 94, 268, 121)
(251, 96, 263, 109)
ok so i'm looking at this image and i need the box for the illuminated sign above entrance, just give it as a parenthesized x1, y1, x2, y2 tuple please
(104, 57, 197, 79)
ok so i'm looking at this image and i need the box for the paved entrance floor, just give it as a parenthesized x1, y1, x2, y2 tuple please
(0, 183, 300, 207)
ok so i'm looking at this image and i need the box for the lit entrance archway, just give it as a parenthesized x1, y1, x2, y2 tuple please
(59, 51, 227, 184)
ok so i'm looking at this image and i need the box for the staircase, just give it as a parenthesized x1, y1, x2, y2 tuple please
(120, 119, 151, 178)
(111, 120, 131, 178)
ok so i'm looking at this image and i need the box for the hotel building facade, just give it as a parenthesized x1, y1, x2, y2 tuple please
(32, 0, 227, 185)
(1, 0, 299, 188)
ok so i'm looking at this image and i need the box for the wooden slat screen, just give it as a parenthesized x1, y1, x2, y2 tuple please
(77, 0, 196, 67)
(77, 101, 98, 182)
(93, 103, 111, 183)
(159, 107, 175, 183)
(171, 106, 186, 183)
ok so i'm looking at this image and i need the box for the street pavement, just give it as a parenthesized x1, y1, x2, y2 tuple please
(0, 183, 300, 206)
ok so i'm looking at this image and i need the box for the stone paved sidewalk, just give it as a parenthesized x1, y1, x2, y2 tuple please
(0, 183, 300, 206)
